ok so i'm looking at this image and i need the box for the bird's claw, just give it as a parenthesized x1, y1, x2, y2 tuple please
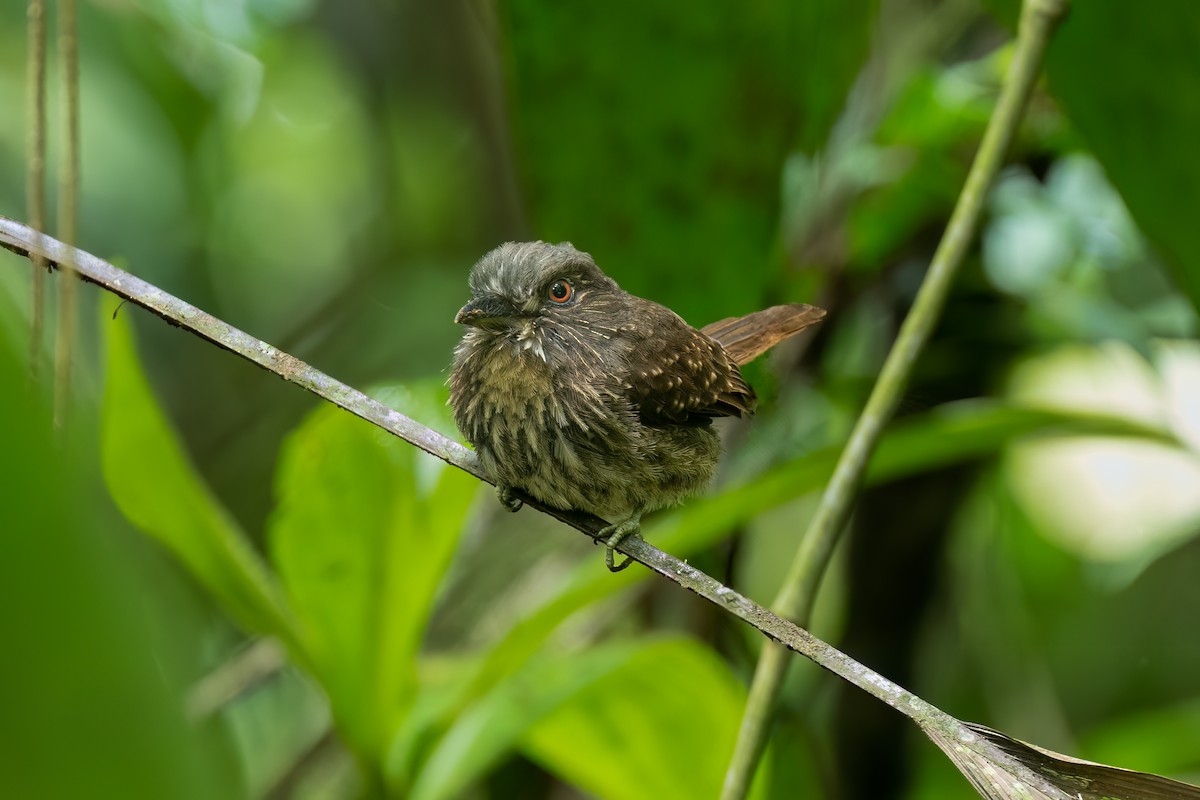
(496, 485, 523, 513)
(600, 517, 642, 573)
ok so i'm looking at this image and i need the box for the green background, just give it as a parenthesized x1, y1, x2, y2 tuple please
(1, 0, 1198, 798)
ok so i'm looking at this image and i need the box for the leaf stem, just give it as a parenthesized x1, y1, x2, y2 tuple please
(720, 1, 1069, 797)
(53, 0, 80, 428)
(26, 0, 47, 376)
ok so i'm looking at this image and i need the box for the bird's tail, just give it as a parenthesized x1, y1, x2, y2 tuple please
(701, 304, 826, 366)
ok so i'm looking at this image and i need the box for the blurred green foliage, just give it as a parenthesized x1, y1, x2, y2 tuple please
(986, 0, 1200, 310)
(0, 312, 240, 798)
(2, 0, 1199, 798)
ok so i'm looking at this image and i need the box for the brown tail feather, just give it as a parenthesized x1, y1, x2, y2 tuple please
(701, 303, 826, 366)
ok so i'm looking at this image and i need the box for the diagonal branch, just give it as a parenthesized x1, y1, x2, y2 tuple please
(0, 214, 1071, 798)
(5, 218, 1196, 799)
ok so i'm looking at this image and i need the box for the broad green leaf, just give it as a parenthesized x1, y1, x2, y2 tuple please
(385, 655, 484, 792)
(268, 381, 475, 762)
(100, 296, 295, 640)
(407, 642, 645, 800)
(521, 638, 757, 800)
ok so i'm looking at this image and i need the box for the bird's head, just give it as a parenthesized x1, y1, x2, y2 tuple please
(454, 242, 623, 359)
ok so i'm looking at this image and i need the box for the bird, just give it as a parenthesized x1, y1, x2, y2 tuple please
(449, 241, 825, 571)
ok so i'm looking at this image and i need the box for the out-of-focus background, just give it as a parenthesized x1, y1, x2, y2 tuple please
(1, 1, 1198, 798)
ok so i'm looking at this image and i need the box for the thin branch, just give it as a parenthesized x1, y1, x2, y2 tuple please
(720, 1, 1070, 796)
(3, 220, 476, 476)
(26, 0, 47, 375)
(54, 0, 80, 427)
(0, 215, 1082, 799)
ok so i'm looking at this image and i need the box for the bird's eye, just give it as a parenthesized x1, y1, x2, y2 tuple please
(547, 279, 573, 304)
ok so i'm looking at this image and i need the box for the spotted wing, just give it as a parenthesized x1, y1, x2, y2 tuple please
(625, 304, 755, 425)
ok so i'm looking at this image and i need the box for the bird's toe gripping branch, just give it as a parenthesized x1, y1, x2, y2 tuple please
(601, 514, 643, 573)
(496, 485, 524, 513)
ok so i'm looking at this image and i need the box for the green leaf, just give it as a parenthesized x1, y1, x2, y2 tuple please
(408, 642, 646, 800)
(100, 296, 295, 640)
(521, 638, 757, 800)
(268, 381, 476, 762)
(406, 639, 767, 800)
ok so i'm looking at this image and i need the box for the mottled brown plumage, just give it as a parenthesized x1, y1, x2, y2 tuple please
(449, 242, 825, 570)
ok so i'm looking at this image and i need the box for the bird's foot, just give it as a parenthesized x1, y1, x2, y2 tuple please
(496, 485, 523, 513)
(600, 515, 643, 573)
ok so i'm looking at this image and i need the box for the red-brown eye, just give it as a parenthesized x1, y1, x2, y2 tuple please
(548, 279, 573, 304)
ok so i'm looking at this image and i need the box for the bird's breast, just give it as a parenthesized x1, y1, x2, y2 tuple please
(449, 326, 717, 520)
(452, 333, 625, 479)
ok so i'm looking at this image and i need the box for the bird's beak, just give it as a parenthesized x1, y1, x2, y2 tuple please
(455, 294, 520, 329)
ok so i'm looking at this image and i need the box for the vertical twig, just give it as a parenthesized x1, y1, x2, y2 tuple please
(719, 1, 1070, 797)
(26, 0, 48, 376)
(54, 0, 80, 427)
